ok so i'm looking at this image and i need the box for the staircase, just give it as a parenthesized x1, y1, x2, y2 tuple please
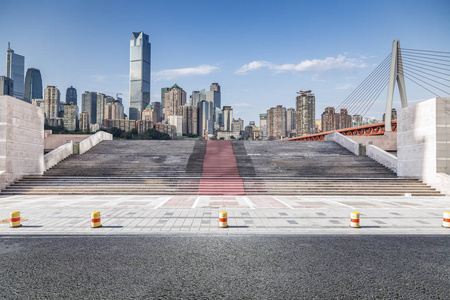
(0, 140, 443, 196)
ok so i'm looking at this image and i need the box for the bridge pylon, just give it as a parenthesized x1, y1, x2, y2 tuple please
(385, 40, 408, 132)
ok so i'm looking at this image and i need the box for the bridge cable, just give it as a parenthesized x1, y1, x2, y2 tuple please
(346, 57, 391, 116)
(401, 48, 450, 55)
(356, 67, 391, 118)
(336, 54, 391, 113)
(402, 61, 450, 77)
(401, 71, 450, 96)
(402, 74, 440, 97)
(336, 54, 391, 111)
(400, 53, 450, 63)
(401, 58, 450, 72)
(402, 64, 450, 83)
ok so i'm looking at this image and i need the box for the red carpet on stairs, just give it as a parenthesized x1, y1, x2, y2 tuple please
(198, 140, 245, 195)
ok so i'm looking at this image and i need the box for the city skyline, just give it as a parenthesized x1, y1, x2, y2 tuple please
(0, 0, 449, 124)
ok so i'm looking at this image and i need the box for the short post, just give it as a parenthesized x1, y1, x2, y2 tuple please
(219, 211, 228, 228)
(350, 212, 360, 228)
(443, 212, 450, 228)
(10, 211, 22, 228)
(91, 211, 102, 228)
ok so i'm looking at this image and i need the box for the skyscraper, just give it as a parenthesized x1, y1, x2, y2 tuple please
(210, 83, 221, 93)
(295, 91, 315, 136)
(267, 105, 287, 140)
(199, 100, 214, 138)
(259, 113, 267, 139)
(222, 106, 233, 131)
(6, 43, 25, 100)
(63, 103, 78, 131)
(44, 86, 60, 125)
(66, 86, 77, 105)
(321, 107, 336, 132)
(206, 84, 221, 109)
(0, 76, 13, 96)
(163, 83, 186, 121)
(24, 68, 43, 103)
(82, 91, 97, 124)
(286, 107, 296, 133)
(129, 31, 151, 120)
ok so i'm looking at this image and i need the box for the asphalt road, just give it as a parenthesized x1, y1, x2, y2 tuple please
(0, 235, 449, 299)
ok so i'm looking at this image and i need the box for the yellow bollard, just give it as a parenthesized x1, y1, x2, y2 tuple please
(10, 211, 22, 228)
(91, 211, 102, 228)
(219, 211, 228, 228)
(350, 212, 360, 228)
(443, 212, 450, 228)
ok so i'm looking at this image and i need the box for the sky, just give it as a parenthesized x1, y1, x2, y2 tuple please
(1, 0, 449, 126)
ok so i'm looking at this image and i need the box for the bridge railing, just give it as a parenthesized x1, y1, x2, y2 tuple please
(286, 121, 397, 141)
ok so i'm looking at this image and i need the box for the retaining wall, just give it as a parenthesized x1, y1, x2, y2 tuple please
(325, 132, 363, 156)
(366, 142, 397, 173)
(0, 96, 44, 190)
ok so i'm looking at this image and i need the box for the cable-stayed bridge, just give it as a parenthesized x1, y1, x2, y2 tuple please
(288, 40, 450, 141)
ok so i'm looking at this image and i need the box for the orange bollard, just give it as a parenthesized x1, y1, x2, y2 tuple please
(91, 211, 102, 228)
(219, 211, 228, 228)
(443, 212, 450, 228)
(350, 212, 360, 228)
(10, 211, 22, 228)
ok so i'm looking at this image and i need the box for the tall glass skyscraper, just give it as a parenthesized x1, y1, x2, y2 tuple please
(24, 68, 42, 103)
(129, 32, 151, 120)
(6, 43, 25, 100)
(66, 86, 77, 105)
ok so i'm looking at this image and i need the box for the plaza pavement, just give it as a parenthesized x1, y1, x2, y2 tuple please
(0, 194, 449, 235)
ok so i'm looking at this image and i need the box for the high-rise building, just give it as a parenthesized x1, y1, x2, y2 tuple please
(352, 114, 363, 127)
(129, 31, 151, 120)
(44, 86, 60, 123)
(6, 43, 24, 100)
(286, 107, 296, 133)
(210, 83, 220, 93)
(23, 68, 42, 103)
(336, 108, 352, 130)
(163, 83, 186, 121)
(142, 103, 158, 122)
(190, 89, 206, 107)
(267, 105, 287, 140)
(182, 104, 198, 136)
(206, 90, 221, 109)
(222, 106, 233, 131)
(66, 86, 77, 105)
(259, 113, 267, 139)
(150, 101, 162, 122)
(321, 107, 336, 132)
(199, 100, 214, 138)
(82, 91, 97, 124)
(97, 93, 108, 125)
(105, 100, 125, 120)
(63, 103, 78, 131)
(161, 87, 170, 117)
(168, 115, 183, 136)
(80, 112, 90, 132)
(296, 91, 315, 136)
(0, 76, 13, 96)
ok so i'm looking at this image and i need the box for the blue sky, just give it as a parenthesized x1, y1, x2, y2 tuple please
(1, 0, 449, 125)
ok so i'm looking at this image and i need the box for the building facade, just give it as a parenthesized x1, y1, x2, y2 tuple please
(321, 106, 336, 132)
(163, 83, 186, 121)
(105, 100, 125, 120)
(129, 31, 151, 120)
(259, 113, 267, 139)
(44, 86, 60, 125)
(199, 100, 214, 138)
(296, 92, 315, 136)
(63, 103, 78, 131)
(6, 43, 24, 100)
(267, 105, 287, 140)
(24, 68, 42, 103)
(0, 76, 13, 96)
(79, 112, 90, 132)
(286, 107, 296, 133)
(81, 91, 97, 124)
(222, 106, 233, 132)
(182, 104, 198, 136)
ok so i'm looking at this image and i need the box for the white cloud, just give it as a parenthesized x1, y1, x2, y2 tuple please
(236, 55, 367, 75)
(154, 65, 219, 80)
(335, 83, 356, 90)
(90, 74, 108, 82)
